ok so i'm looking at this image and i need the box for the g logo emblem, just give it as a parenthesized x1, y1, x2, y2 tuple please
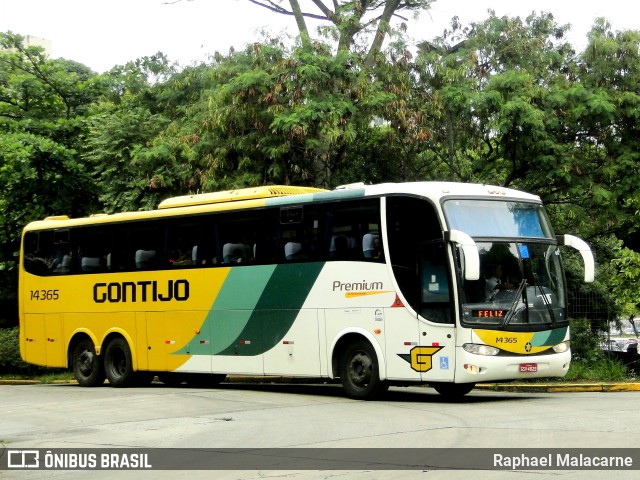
(410, 346, 444, 372)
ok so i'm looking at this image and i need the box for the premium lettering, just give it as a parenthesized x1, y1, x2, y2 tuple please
(93, 280, 189, 303)
(332, 280, 384, 292)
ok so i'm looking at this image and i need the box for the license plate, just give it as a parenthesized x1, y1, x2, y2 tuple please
(520, 363, 538, 373)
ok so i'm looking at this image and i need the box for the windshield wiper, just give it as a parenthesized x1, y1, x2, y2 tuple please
(501, 279, 527, 327)
(533, 273, 556, 327)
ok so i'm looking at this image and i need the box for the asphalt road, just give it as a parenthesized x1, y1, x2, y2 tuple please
(1, 381, 640, 479)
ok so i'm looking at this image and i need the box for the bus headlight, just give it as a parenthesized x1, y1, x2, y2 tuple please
(552, 341, 570, 353)
(463, 343, 500, 356)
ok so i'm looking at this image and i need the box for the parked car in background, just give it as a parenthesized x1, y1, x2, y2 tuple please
(600, 337, 637, 352)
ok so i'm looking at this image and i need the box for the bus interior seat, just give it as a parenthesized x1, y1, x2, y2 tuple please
(81, 256, 101, 273)
(362, 232, 380, 258)
(222, 243, 247, 264)
(135, 249, 156, 269)
(284, 242, 303, 260)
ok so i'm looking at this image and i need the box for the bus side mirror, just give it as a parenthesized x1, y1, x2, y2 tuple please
(445, 230, 480, 281)
(557, 234, 595, 283)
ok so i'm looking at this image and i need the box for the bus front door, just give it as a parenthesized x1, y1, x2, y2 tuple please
(417, 241, 456, 383)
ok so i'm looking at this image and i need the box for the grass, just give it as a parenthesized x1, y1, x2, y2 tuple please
(0, 370, 74, 383)
(564, 356, 634, 382)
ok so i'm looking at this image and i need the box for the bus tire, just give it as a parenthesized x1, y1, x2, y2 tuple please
(339, 340, 388, 400)
(103, 337, 135, 387)
(72, 338, 105, 387)
(431, 382, 475, 399)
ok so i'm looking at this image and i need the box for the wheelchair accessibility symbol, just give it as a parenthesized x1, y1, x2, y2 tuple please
(440, 356, 449, 370)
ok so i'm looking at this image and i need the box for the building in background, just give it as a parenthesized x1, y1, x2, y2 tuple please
(1, 34, 52, 56)
(22, 35, 52, 55)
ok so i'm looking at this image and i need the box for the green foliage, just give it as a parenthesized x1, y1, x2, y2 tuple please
(564, 317, 630, 381)
(83, 55, 181, 212)
(1, 33, 105, 326)
(0, 327, 31, 374)
(565, 357, 630, 382)
(609, 247, 640, 318)
(3, 8, 640, 362)
(569, 318, 603, 363)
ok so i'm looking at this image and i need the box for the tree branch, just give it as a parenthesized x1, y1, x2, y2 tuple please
(248, 0, 329, 21)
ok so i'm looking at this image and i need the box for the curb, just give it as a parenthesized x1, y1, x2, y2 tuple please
(474, 382, 640, 393)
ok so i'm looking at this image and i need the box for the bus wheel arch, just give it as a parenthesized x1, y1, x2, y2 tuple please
(332, 333, 388, 400)
(69, 334, 105, 387)
(102, 334, 136, 388)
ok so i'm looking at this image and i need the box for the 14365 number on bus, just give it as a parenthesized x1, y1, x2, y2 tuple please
(30, 290, 60, 301)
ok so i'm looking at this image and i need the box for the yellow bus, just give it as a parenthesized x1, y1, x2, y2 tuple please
(19, 182, 594, 399)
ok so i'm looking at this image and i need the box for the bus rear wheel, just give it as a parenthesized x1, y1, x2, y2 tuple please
(103, 337, 135, 387)
(339, 340, 388, 400)
(72, 338, 105, 387)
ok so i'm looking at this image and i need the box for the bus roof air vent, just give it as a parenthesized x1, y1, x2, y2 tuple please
(158, 185, 328, 209)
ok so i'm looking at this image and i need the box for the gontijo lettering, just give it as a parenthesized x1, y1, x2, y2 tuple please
(93, 280, 189, 303)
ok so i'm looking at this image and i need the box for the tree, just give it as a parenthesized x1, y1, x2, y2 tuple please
(84, 54, 190, 212)
(0, 33, 104, 326)
(162, 42, 402, 189)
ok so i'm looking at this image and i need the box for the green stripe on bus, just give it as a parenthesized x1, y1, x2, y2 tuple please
(532, 327, 567, 347)
(176, 263, 324, 356)
(176, 265, 276, 355)
(216, 262, 324, 356)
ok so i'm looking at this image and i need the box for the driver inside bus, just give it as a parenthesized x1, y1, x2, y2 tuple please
(485, 263, 513, 301)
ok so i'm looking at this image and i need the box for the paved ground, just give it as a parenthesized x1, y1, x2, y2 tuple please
(2, 380, 640, 479)
(2, 376, 640, 392)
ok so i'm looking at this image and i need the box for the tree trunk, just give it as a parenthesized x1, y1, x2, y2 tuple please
(289, 0, 312, 50)
(366, 0, 400, 64)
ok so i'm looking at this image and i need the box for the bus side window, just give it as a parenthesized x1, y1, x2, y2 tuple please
(214, 209, 279, 266)
(75, 228, 114, 274)
(279, 205, 320, 262)
(131, 226, 162, 271)
(324, 199, 382, 262)
(419, 241, 453, 324)
(23, 231, 55, 276)
(387, 196, 442, 312)
(168, 221, 207, 268)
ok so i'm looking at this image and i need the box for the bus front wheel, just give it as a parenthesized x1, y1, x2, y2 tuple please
(339, 340, 388, 400)
(103, 337, 135, 387)
(72, 338, 105, 387)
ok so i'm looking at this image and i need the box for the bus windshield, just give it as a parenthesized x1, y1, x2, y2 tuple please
(456, 241, 567, 327)
(443, 200, 554, 239)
